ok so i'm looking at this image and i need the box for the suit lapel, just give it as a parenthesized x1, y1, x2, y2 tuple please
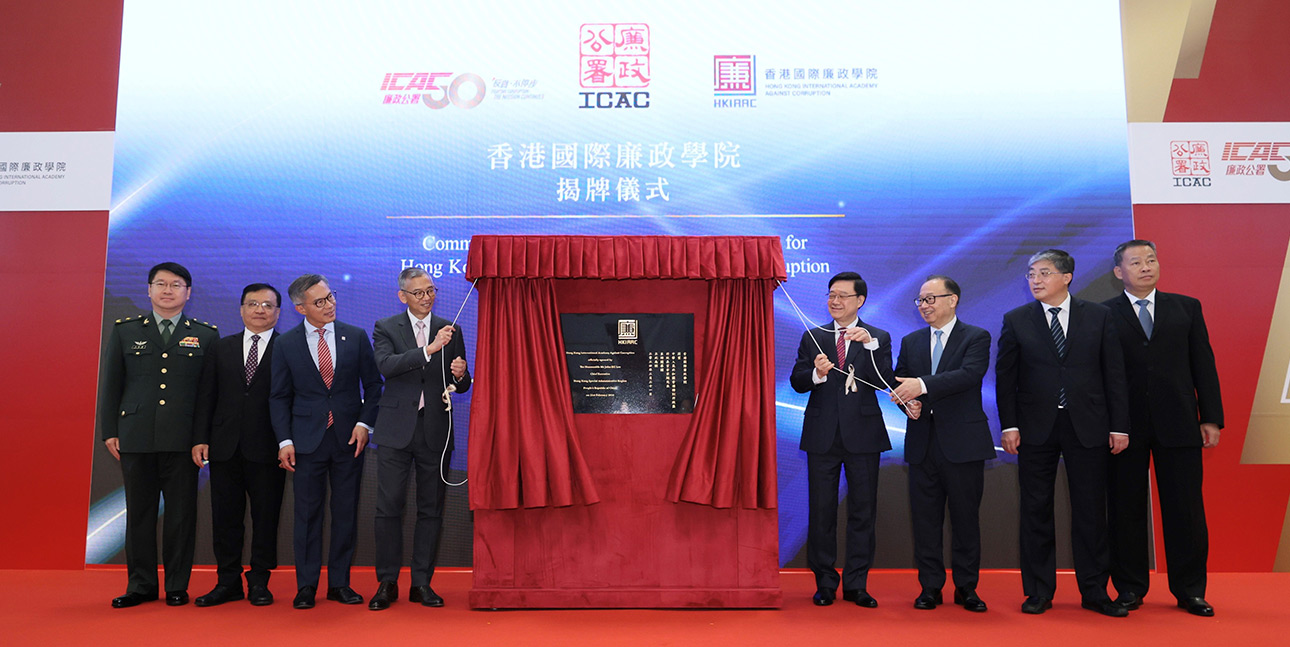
(246, 333, 275, 387)
(398, 315, 419, 353)
(938, 324, 964, 372)
(1112, 293, 1148, 341)
(1029, 301, 1061, 362)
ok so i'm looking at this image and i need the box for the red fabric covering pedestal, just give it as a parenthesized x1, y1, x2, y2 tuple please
(465, 236, 785, 608)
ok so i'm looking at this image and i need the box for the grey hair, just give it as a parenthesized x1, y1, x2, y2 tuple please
(287, 274, 328, 305)
(1027, 249, 1074, 275)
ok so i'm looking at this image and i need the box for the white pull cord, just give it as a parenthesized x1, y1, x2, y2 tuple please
(775, 281, 913, 417)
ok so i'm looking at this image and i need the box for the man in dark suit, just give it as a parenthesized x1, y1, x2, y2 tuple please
(891, 275, 995, 612)
(367, 268, 471, 610)
(270, 274, 383, 609)
(997, 249, 1130, 617)
(98, 262, 219, 608)
(790, 271, 897, 608)
(190, 283, 286, 607)
(1103, 240, 1222, 617)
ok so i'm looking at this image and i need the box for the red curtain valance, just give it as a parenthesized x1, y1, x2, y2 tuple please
(466, 235, 787, 281)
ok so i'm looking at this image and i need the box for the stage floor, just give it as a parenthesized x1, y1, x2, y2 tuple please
(4, 568, 1286, 646)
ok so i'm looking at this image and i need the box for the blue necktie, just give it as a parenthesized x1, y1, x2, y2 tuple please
(1136, 299, 1153, 339)
(930, 329, 943, 375)
(1049, 307, 1067, 407)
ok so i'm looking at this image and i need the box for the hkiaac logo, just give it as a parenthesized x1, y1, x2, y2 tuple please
(579, 23, 650, 109)
(617, 319, 639, 344)
(1221, 141, 1290, 181)
(713, 55, 756, 108)
(380, 72, 486, 109)
(1170, 140, 1211, 187)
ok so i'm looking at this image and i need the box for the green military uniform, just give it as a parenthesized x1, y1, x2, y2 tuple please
(98, 312, 218, 596)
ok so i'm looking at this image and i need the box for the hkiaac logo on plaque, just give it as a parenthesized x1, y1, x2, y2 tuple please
(714, 55, 757, 109)
(1220, 141, 1290, 181)
(380, 72, 486, 108)
(578, 23, 651, 109)
(617, 319, 638, 345)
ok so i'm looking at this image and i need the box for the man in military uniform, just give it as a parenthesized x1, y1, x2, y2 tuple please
(98, 262, 219, 608)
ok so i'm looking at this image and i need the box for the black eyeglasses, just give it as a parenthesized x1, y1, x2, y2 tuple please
(298, 292, 336, 309)
(149, 280, 188, 291)
(914, 293, 954, 306)
(401, 287, 438, 299)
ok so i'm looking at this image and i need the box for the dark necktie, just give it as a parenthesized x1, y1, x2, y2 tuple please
(159, 319, 173, 344)
(1136, 299, 1153, 339)
(1049, 307, 1067, 407)
(245, 334, 261, 384)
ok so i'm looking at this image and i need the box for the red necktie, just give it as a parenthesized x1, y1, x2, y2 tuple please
(836, 328, 846, 370)
(316, 327, 334, 427)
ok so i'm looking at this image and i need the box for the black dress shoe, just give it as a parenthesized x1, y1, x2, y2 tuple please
(248, 585, 273, 606)
(111, 592, 157, 608)
(293, 586, 316, 609)
(1114, 591, 1144, 610)
(850, 590, 878, 608)
(327, 586, 364, 605)
(954, 588, 987, 612)
(409, 585, 444, 608)
(1021, 596, 1052, 614)
(812, 589, 835, 606)
(1177, 597, 1214, 617)
(913, 589, 943, 610)
(195, 584, 244, 607)
(1082, 599, 1129, 617)
(165, 591, 189, 606)
(369, 581, 398, 610)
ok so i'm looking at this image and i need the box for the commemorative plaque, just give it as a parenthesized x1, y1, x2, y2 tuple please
(561, 313, 694, 414)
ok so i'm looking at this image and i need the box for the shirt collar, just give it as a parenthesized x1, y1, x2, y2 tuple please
(153, 311, 183, 328)
(1042, 293, 1072, 313)
(1125, 289, 1156, 305)
(834, 317, 859, 333)
(407, 309, 433, 327)
(932, 316, 958, 337)
(307, 321, 335, 335)
(244, 328, 273, 342)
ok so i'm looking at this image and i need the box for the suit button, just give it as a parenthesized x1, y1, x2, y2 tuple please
(160, 384, 167, 390)
(159, 399, 166, 406)
(162, 353, 168, 358)
(161, 368, 168, 374)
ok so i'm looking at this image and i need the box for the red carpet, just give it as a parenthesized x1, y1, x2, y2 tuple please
(4, 568, 1286, 646)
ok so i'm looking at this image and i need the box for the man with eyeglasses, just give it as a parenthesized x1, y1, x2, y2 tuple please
(269, 274, 383, 609)
(1103, 240, 1221, 617)
(996, 249, 1130, 617)
(790, 271, 897, 608)
(890, 275, 995, 612)
(98, 262, 220, 608)
(367, 268, 471, 610)
(190, 283, 286, 607)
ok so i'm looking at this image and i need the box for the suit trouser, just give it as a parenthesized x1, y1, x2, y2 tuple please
(374, 409, 451, 586)
(120, 451, 198, 595)
(806, 433, 880, 592)
(909, 416, 985, 591)
(1107, 433, 1207, 601)
(1018, 410, 1112, 602)
(292, 427, 363, 589)
(209, 454, 286, 589)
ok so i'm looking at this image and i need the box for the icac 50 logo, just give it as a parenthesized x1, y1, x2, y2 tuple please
(578, 23, 651, 109)
(380, 73, 486, 108)
(1221, 141, 1290, 181)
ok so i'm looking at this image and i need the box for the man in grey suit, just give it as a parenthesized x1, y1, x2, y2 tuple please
(367, 268, 471, 610)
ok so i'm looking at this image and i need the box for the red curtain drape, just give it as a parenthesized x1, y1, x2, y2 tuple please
(466, 277, 600, 510)
(465, 235, 785, 511)
(665, 279, 779, 509)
